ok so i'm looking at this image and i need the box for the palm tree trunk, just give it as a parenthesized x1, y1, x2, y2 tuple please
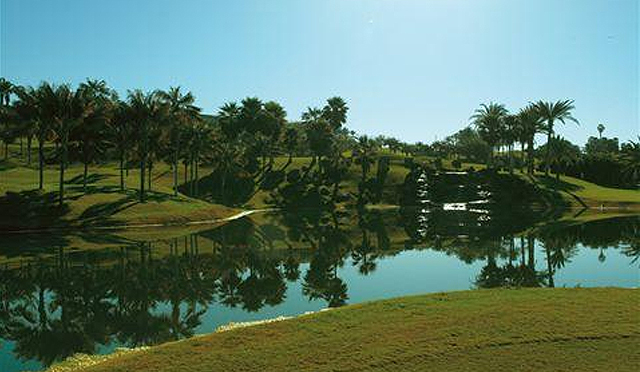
(508, 143, 513, 174)
(140, 156, 146, 203)
(27, 136, 32, 165)
(83, 161, 88, 193)
(4, 142, 7, 160)
(119, 152, 125, 191)
(38, 137, 44, 189)
(173, 150, 178, 196)
(527, 138, 535, 175)
(545, 127, 552, 176)
(148, 161, 153, 192)
(19, 137, 23, 156)
(194, 154, 199, 197)
(58, 136, 67, 206)
(520, 143, 525, 173)
(527, 235, 535, 268)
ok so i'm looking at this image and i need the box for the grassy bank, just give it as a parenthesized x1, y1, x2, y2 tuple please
(520, 173, 640, 209)
(0, 160, 239, 230)
(48, 288, 639, 372)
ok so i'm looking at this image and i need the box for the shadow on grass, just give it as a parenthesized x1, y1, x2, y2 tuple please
(64, 173, 111, 185)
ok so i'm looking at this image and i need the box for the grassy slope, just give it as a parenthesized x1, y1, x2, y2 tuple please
(50, 288, 639, 372)
(0, 160, 238, 230)
(519, 173, 640, 208)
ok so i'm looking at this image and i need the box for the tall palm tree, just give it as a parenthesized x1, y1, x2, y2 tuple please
(470, 102, 507, 169)
(0, 78, 16, 160)
(597, 123, 605, 138)
(109, 102, 134, 191)
(159, 87, 201, 196)
(517, 105, 545, 175)
(534, 100, 579, 175)
(13, 86, 39, 165)
(322, 97, 348, 131)
(502, 114, 518, 174)
(74, 80, 116, 193)
(127, 90, 167, 203)
(38, 84, 94, 205)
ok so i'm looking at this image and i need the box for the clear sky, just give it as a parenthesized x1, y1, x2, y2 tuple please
(1, 0, 638, 145)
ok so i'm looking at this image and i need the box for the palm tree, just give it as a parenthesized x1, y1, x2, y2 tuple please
(516, 105, 544, 175)
(13, 86, 39, 165)
(127, 90, 167, 203)
(0, 78, 14, 106)
(597, 123, 605, 138)
(282, 125, 299, 170)
(502, 114, 518, 174)
(620, 138, 640, 184)
(37, 84, 94, 205)
(534, 100, 579, 175)
(322, 97, 348, 131)
(74, 80, 116, 193)
(470, 102, 507, 168)
(159, 87, 201, 196)
(0, 78, 16, 160)
(109, 102, 134, 191)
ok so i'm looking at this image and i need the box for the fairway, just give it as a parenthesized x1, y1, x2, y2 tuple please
(47, 288, 640, 372)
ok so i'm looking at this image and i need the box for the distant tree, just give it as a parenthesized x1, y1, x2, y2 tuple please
(534, 100, 579, 175)
(597, 123, 605, 138)
(584, 136, 619, 156)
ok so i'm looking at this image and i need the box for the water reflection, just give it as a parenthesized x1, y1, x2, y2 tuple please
(0, 209, 638, 370)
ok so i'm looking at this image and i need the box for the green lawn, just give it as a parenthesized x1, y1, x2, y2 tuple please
(0, 159, 238, 230)
(47, 288, 639, 372)
(520, 173, 640, 208)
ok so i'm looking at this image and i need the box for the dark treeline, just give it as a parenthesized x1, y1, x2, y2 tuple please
(0, 77, 638, 211)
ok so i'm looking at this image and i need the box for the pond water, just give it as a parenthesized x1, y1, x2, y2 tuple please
(0, 208, 638, 371)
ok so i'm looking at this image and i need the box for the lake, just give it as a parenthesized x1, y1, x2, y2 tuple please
(1, 207, 638, 372)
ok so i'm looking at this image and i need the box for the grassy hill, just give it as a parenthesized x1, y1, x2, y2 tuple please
(46, 288, 640, 372)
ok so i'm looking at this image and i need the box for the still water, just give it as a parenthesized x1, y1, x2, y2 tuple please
(1, 208, 638, 371)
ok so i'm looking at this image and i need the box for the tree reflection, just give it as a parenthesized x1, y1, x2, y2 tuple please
(0, 210, 637, 367)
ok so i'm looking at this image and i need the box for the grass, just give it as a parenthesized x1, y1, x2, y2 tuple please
(0, 159, 239, 230)
(520, 173, 640, 209)
(47, 288, 640, 372)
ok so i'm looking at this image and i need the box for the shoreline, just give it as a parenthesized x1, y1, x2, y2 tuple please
(1, 202, 638, 235)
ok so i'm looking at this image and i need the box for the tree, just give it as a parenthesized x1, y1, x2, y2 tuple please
(597, 123, 605, 139)
(73, 80, 117, 193)
(0, 78, 16, 160)
(470, 102, 507, 168)
(516, 105, 544, 174)
(109, 101, 134, 191)
(620, 138, 640, 185)
(37, 84, 95, 205)
(534, 100, 579, 175)
(159, 87, 201, 196)
(322, 97, 348, 131)
(127, 90, 167, 203)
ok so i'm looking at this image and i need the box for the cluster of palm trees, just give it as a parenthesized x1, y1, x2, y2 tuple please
(470, 99, 579, 175)
(0, 78, 211, 204)
(0, 77, 358, 206)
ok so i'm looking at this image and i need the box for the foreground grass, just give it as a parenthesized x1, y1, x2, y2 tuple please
(50, 288, 639, 372)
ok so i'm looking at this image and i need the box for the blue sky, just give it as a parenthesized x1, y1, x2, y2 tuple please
(1, 0, 638, 145)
